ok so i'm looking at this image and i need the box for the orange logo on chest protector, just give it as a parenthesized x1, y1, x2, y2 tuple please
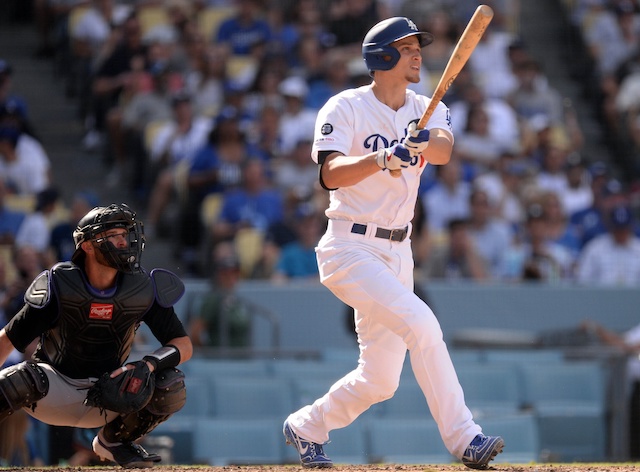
(89, 303, 113, 320)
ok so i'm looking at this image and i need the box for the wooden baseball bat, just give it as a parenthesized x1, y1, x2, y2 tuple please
(390, 4, 494, 177)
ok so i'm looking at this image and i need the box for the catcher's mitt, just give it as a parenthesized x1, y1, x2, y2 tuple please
(85, 361, 155, 415)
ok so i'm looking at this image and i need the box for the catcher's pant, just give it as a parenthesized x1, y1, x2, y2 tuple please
(286, 220, 481, 458)
(23, 363, 120, 427)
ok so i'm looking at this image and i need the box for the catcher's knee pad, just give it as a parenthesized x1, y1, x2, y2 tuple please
(146, 368, 186, 416)
(0, 361, 49, 422)
(103, 369, 186, 443)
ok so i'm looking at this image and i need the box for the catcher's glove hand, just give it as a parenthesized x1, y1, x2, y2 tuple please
(84, 361, 155, 415)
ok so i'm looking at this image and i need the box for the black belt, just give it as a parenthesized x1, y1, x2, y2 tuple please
(351, 223, 408, 242)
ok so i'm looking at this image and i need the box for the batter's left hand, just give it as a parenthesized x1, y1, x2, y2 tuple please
(404, 122, 430, 158)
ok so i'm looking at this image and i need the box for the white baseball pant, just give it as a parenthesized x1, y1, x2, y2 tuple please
(286, 219, 481, 458)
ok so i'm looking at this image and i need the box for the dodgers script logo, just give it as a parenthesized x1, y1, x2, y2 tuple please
(364, 132, 420, 168)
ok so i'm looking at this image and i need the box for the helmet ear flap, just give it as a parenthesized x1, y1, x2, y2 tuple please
(365, 46, 401, 73)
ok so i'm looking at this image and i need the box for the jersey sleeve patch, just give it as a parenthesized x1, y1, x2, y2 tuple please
(25, 270, 51, 308)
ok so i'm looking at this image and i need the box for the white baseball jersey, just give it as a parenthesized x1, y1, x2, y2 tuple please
(312, 84, 453, 227)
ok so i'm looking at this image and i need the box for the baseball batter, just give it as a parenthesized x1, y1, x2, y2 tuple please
(283, 17, 504, 469)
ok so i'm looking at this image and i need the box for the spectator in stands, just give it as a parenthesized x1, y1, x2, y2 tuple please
(14, 187, 59, 266)
(421, 158, 471, 236)
(305, 50, 354, 110)
(570, 174, 631, 249)
(210, 157, 284, 250)
(179, 107, 265, 264)
(420, 8, 457, 75)
(188, 241, 251, 348)
(49, 191, 99, 262)
(214, 0, 272, 57)
(422, 218, 488, 281)
(111, 61, 180, 191)
(277, 75, 317, 156)
(273, 137, 318, 206)
(499, 202, 575, 282)
(561, 152, 594, 217)
(539, 190, 582, 260)
(454, 103, 510, 176)
(0, 60, 29, 126)
(474, 151, 528, 226)
(466, 24, 517, 99)
(88, 11, 147, 151)
(0, 179, 25, 245)
(0, 245, 44, 321)
(325, 0, 385, 50)
(507, 57, 565, 125)
(271, 203, 324, 282)
(145, 91, 212, 237)
(0, 125, 51, 197)
(466, 187, 515, 279)
(576, 204, 640, 286)
(534, 143, 572, 197)
(448, 81, 521, 158)
(68, 0, 132, 120)
(183, 43, 229, 118)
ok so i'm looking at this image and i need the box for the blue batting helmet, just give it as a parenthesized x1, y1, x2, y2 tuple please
(362, 17, 433, 75)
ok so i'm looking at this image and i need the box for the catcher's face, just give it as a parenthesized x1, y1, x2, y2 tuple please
(91, 228, 130, 270)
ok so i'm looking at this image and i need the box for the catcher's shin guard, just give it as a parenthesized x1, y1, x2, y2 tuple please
(102, 368, 186, 443)
(0, 361, 49, 422)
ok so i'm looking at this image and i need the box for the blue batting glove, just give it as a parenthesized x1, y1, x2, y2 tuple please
(376, 144, 412, 171)
(404, 122, 430, 158)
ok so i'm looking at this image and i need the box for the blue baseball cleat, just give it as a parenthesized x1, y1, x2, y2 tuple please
(461, 434, 505, 469)
(283, 420, 333, 468)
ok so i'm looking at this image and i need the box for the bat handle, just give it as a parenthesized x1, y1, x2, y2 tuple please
(389, 169, 402, 178)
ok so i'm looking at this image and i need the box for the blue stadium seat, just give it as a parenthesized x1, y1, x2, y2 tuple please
(174, 376, 213, 418)
(519, 361, 607, 461)
(210, 377, 294, 419)
(193, 418, 283, 465)
(368, 418, 453, 464)
(478, 413, 540, 464)
(377, 376, 431, 419)
(456, 363, 523, 417)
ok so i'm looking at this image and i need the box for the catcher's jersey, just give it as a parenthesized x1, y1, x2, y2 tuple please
(312, 84, 453, 228)
(5, 263, 187, 379)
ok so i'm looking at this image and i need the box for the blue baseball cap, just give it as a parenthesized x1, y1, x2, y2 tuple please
(610, 205, 633, 228)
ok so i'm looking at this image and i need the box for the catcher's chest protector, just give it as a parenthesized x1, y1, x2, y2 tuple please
(38, 264, 155, 379)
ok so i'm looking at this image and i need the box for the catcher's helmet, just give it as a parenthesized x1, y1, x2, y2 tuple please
(72, 203, 145, 273)
(362, 17, 433, 75)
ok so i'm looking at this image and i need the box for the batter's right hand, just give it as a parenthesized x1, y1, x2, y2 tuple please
(376, 144, 412, 171)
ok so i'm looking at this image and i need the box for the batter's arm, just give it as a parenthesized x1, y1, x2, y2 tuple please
(424, 128, 454, 165)
(320, 151, 381, 189)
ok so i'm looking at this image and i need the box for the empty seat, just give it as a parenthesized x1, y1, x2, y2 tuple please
(193, 418, 283, 465)
(378, 377, 431, 419)
(175, 376, 212, 418)
(183, 358, 268, 380)
(478, 413, 540, 464)
(368, 418, 453, 464)
(456, 363, 523, 417)
(520, 361, 607, 461)
(211, 377, 294, 419)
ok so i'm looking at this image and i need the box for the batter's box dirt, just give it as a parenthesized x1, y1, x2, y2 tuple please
(14, 465, 640, 472)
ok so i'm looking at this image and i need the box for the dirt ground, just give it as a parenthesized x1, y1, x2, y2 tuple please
(13, 465, 640, 472)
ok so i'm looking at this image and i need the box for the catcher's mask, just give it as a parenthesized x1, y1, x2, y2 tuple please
(72, 203, 145, 273)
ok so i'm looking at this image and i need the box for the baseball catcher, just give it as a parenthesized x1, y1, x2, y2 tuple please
(0, 203, 192, 468)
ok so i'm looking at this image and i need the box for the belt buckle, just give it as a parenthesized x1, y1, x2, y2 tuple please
(389, 228, 404, 241)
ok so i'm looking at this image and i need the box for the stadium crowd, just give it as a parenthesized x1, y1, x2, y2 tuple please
(2, 0, 640, 305)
